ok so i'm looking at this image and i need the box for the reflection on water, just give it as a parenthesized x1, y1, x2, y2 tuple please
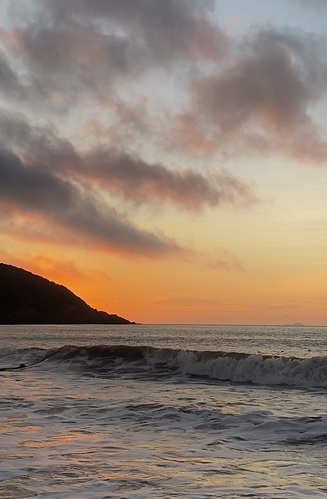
(1, 367, 327, 498)
(1, 325, 327, 497)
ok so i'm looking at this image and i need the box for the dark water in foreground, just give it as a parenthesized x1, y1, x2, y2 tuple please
(1, 324, 327, 498)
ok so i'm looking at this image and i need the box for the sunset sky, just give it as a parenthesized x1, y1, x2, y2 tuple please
(1, 0, 327, 324)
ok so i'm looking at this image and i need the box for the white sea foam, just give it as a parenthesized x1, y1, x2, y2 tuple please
(1, 325, 327, 498)
(158, 350, 327, 388)
(2, 343, 327, 388)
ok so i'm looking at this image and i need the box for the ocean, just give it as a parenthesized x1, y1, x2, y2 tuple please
(1, 324, 327, 498)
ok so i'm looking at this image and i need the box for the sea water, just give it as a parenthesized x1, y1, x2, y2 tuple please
(0, 324, 327, 498)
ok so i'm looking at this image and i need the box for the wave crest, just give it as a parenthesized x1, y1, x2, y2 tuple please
(27, 344, 327, 389)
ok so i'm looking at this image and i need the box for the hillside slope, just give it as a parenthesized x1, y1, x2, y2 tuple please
(0, 263, 131, 324)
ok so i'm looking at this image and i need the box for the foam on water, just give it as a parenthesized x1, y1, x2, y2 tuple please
(1, 364, 327, 498)
(1, 325, 327, 497)
(3, 343, 327, 389)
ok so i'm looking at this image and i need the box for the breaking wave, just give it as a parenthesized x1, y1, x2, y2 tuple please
(2, 344, 327, 389)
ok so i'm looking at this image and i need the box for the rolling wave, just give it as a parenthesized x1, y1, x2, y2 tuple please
(2, 344, 327, 389)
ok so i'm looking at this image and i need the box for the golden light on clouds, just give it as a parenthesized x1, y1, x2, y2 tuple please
(1, 0, 327, 324)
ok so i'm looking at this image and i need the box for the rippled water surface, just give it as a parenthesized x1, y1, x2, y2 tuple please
(1, 324, 327, 498)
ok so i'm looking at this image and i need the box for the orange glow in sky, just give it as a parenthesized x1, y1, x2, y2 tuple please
(1, 1, 327, 325)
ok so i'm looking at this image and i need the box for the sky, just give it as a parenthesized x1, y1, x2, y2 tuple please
(1, 0, 327, 325)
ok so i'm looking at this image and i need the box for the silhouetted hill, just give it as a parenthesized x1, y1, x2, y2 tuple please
(0, 263, 132, 324)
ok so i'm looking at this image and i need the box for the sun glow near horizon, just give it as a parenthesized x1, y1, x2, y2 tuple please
(1, 0, 327, 325)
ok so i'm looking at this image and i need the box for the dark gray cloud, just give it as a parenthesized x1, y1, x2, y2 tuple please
(0, 148, 177, 255)
(4, 2, 326, 165)
(194, 31, 309, 130)
(0, 109, 256, 257)
(0, 112, 80, 169)
(83, 148, 258, 210)
(174, 27, 327, 162)
(0, 52, 24, 97)
(44, 0, 226, 64)
(0, 112, 258, 211)
(0, 0, 226, 109)
(3, 1, 325, 262)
